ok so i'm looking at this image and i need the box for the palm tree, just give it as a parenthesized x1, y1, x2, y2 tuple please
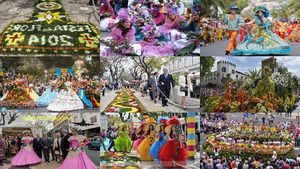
(246, 68, 261, 81)
(288, 0, 300, 18)
(279, 4, 290, 20)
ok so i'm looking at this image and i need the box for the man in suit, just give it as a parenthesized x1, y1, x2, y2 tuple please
(158, 68, 175, 107)
(147, 75, 153, 101)
(41, 134, 51, 162)
(61, 129, 70, 160)
(149, 72, 159, 103)
(49, 132, 56, 161)
(33, 134, 42, 158)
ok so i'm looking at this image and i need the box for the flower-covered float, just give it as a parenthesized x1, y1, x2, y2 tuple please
(203, 66, 299, 113)
(0, 0, 100, 56)
(205, 123, 295, 155)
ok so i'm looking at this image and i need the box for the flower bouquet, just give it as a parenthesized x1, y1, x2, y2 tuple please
(100, 12, 112, 19)
(100, 37, 140, 56)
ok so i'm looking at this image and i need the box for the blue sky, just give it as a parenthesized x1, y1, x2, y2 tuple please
(211, 56, 300, 77)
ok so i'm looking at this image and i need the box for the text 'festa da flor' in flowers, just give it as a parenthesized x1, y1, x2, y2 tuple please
(0, 0, 100, 56)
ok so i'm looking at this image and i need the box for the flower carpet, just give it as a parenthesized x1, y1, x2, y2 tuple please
(0, 0, 100, 56)
(100, 151, 142, 169)
(103, 89, 146, 113)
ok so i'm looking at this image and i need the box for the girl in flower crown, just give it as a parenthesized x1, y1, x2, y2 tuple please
(157, 116, 189, 168)
(140, 24, 174, 56)
(133, 122, 146, 150)
(100, 0, 118, 31)
(232, 5, 292, 55)
(149, 3, 166, 26)
(114, 123, 133, 153)
(100, 8, 142, 56)
(159, 3, 187, 43)
(76, 73, 93, 108)
(11, 130, 42, 166)
(137, 119, 158, 161)
(58, 126, 97, 169)
(47, 74, 84, 112)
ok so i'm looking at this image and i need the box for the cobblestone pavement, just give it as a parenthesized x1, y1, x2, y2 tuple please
(100, 89, 187, 113)
(2, 146, 99, 169)
(0, 0, 100, 32)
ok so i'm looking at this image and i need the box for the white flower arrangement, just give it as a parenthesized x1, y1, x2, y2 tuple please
(271, 73, 288, 87)
(70, 146, 85, 151)
(145, 28, 156, 37)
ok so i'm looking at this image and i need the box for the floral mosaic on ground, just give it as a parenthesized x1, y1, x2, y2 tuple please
(0, 0, 100, 56)
(203, 66, 299, 113)
(100, 152, 142, 169)
(103, 89, 146, 113)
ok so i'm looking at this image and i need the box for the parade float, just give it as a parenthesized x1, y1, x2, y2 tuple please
(103, 89, 146, 113)
(203, 123, 295, 159)
(203, 65, 299, 113)
(0, 0, 100, 56)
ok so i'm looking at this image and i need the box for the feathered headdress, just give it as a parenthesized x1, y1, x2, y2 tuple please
(253, 5, 269, 18)
(155, 116, 169, 132)
(117, 8, 137, 23)
(142, 24, 156, 39)
(165, 3, 179, 14)
(70, 125, 82, 132)
(23, 130, 31, 135)
(119, 122, 129, 128)
(148, 3, 163, 14)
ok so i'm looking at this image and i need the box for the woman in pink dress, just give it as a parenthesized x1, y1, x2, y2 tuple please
(159, 3, 187, 43)
(140, 24, 174, 56)
(100, 0, 117, 31)
(11, 131, 41, 166)
(133, 122, 146, 150)
(100, 8, 142, 56)
(148, 3, 166, 26)
(58, 127, 97, 169)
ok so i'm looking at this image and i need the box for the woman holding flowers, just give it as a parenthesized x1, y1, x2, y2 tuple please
(36, 74, 58, 105)
(114, 123, 133, 153)
(58, 126, 97, 169)
(137, 119, 157, 161)
(11, 131, 41, 166)
(100, 8, 142, 56)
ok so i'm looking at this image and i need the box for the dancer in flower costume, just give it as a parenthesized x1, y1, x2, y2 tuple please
(137, 119, 157, 161)
(11, 131, 41, 166)
(140, 24, 174, 56)
(157, 116, 189, 168)
(114, 123, 133, 153)
(36, 74, 58, 105)
(76, 73, 93, 108)
(47, 74, 84, 112)
(149, 116, 169, 163)
(100, 0, 117, 31)
(232, 6, 291, 55)
(149, 3, 166, 26)
(288, 19, 300, 42)
(0, 73, 38, 108)
(26, 80, 40, 102)
(133, 122, 146, 150)
(100, 8, 142, 56)
(58, 126, 97, 169)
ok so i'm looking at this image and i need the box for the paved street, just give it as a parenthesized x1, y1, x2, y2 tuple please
(201, 39, 300, 56)
(2, 146, 100, 169)
(100, 89, 199, 113)
(6, 105, 100, 113)
(0, 0, 100, 32)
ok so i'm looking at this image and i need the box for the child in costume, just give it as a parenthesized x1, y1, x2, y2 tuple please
(159, 3, 187, 43)
(134, 18, 145, 41)
(157, 116, 189, 168)
(224, 5, 244, 55)
(140, 24, 174, 56)
(100, 0, 117, 31)
(149, 3, 166, 26)
(239, 17, 251, 42)
(114, 123, 133, 153)
(137, 119, 157, 161)
(133, 122, 146, 150)
(149, 116, 169, 164)
(279, 18, 288, 41)
(100, 8, 142, 56)
(232, 5, 291, 55)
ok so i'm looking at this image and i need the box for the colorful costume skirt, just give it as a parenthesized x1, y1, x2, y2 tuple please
(114, 135, 133, 152)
